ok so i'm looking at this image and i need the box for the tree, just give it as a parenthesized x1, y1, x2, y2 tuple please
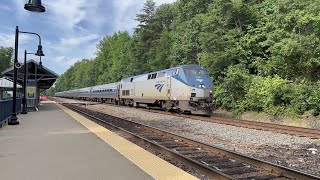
(49, 0, 320, 115)
(134, 0, 159, 71)
(0, 46, 13, 77)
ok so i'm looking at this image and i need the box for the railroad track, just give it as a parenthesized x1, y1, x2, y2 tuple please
(54, 97, 320, 139)
(62, 103, 319, 180)
(139, 108, 320, 139)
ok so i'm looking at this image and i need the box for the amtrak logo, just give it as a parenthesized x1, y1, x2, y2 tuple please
(155, 84, 165, 92)
(196, 79, 203, 82)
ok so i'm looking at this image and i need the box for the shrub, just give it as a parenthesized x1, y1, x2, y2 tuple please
(244, 76, 292, 115)
(307, 81, 320, 113)
(213, 65, 251, 110)
(287, 80, 314, 114)
(214, 70, 320, 116)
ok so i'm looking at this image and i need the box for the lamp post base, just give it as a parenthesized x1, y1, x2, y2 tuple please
(9, 115, 19, 125)
(21, 108, 28, 114)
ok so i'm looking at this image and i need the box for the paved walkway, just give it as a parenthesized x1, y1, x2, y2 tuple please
(0, 102, 152, 180)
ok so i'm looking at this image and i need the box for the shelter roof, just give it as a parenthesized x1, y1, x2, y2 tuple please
(2, 59, 58, 89)
(0, 77, 22, 88)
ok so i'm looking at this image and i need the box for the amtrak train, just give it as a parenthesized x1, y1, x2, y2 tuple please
(55, 64, 213, 115)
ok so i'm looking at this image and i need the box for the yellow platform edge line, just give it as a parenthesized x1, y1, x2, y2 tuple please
(55, 102, 199, 180)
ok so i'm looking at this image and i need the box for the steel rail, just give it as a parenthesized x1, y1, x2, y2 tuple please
(62, 103, 319, 180)
(139, 108, 320, 139)
(53, 97, 320, 138)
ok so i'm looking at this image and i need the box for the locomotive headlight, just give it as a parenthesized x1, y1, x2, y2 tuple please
(192, 89, 195, 92)
(199, 84, 205, 88)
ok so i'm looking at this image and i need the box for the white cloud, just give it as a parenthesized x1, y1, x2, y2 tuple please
(66, 58, 81, 66)
(112, 0, 141, 32)
(45, 0, 176, 73)
(42, 56, 80, 75)
(111, 0, 176, 33)
(4, 0, 176, 75)
(0, 33, 15, 47)
(38, 0, 104, 69)
(44, 0, 104, 32)
(52, 56, 66, 63)
(44, 34, 100, 62)
(45, 0, 87, 31)
(155, 0, 176, 4)
(44, 35, 101, 75)
(12, 0, 29, 17)
(60, 34, 100, 46)
(53, 56, 80, 66)
(0, 33, 33, 47)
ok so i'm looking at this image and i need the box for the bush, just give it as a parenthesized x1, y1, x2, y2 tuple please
(307, 81, 320, 113)
(214, 69, 320, 116)
(287, 80, 314, 114)
(244, 75, 292, 115)
(213, 65, 251, 110)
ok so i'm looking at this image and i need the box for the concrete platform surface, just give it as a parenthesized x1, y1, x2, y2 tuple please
(0, 102, 152, 180)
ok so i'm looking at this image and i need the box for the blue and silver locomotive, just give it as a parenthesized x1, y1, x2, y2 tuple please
(55, 64, 213, 115)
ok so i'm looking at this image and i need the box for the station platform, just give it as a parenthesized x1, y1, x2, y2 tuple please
(0, 101, 197, 180)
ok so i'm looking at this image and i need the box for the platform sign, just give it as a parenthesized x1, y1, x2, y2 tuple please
(27, 86, 36, 99)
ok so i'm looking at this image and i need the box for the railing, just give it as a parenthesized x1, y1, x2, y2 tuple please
(0, 98, 22, 126)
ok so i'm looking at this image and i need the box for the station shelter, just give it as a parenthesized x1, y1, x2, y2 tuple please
(2, 59, 58, 111)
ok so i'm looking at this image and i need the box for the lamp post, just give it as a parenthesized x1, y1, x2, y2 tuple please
(9, 26, 45, 125)
(21, 50, 43, 114)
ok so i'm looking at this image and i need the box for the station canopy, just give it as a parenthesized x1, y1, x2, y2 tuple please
(0, 77, 22, 88)
(2, 59, 58, 89)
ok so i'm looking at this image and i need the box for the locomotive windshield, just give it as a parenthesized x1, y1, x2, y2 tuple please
(182, 67, 212, 89)
(184, 69, 209, 75)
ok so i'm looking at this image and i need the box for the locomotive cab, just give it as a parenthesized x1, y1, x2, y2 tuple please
(178, 65, 213, 115)
(183, 68, 212, 100)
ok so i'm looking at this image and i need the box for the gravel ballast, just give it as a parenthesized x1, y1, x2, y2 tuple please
(54, 98, 320, 176)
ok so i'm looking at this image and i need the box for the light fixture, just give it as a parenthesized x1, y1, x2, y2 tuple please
(24, 0, 45, 13)
(35, 45, 45, 56)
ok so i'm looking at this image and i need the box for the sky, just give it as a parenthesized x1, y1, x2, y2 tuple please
(0, 0, 175, 75)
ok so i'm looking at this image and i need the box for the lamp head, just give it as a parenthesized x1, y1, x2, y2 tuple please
(35, 45, 45, 56)
(24, 0, 45, 13)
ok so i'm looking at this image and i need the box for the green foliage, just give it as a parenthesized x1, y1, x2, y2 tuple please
(307, 81, 320, 112)
(288, 80, 314, 114)
(215, 70, 320, 116)
(214, 65, 251, 110)
(244, 76, 292, 115)
(97, 32, 134, 83)
(0, 46, 13, 77)
(48, 0, 320, 117)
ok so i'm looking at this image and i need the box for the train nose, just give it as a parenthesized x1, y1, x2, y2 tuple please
(189, 88, 211, 101)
